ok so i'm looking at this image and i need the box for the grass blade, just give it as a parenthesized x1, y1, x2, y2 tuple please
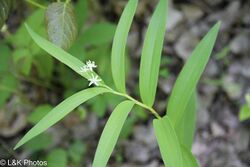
(92, 100, 134, 167)
(175, 92, 197, 150)
(14, 87, 110, 150)
(25, 24, 104, 85)
(111, 0, 138, 93)
(153, 116, 183, 167)
(139, 0, 168, 107)
(181, 145, 200, 167)
(167, 22, 221, 126)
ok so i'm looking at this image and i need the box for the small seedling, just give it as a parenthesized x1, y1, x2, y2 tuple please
(14, 0, 220, 166)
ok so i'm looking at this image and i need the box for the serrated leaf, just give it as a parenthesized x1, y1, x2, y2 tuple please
(175, 92, 197, 150)
(0, 0, 11, 28)
(92, 100, 134, 167)
(139, 0, 168, 107)
(111, 0, 138, 93)
(25, 24, 104, 85)
(153, 116, 183, 167)
(14, 87, 110, 149)
(45, 2, 77, 50)
(181, 145, 200, 167)
(167, 22, 221, 126)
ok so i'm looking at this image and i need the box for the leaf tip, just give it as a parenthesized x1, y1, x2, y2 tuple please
(214, 21, 221, 30)
(14, 142, 21, 150)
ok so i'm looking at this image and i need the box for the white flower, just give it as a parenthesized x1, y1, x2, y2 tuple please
(79, 65, 89, 73)
(88, 74, 102, 86)
(86, 60, 97, 71)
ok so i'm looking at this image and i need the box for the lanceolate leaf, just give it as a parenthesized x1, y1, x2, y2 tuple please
(14, 87, 110, 149)
(167, 22, 221, 126)
(0, 0, 12, 28)
(45, 2, 77, 50)
(139, 0, 168, 107)
(25, 24, 104, 85)
(181, 145, 200, 167)
(92, 100, 134, 167)
(175, 92, 197, 150)
(111, 0, 138, 93)
(153, 116, 183, 167)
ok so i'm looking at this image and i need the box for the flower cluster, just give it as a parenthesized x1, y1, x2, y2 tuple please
(79, 60, 101, 86)
(80, 60, 97, 72)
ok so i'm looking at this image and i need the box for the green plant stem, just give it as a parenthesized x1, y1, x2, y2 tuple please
(66, 0, 71, 3)
(25, 0, 46, 9)
(103, 85, 161, 119)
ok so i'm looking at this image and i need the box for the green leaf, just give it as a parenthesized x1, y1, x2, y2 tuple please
(79, 22, 116, 46)
(139, 0, 168, 107)
(153, 116, 183, 167)
(9, 9, 45, 48)
(22, 56, 32, 75)
(0, 0, 11, 28)
(12, 48, 30, 64)
(0, 44, 11, 73)
(47, 149, 67, 167)
(175, 92, 197, 150)
(34, 54, 54, 79)
(28, 104, 53, 124)
(92, 100, 134, 167)
(45, 2, 77, 50)
(246, 94, 250, 106)
(167, 22, 221, 126)
(75, 0, 88, 29)
(25, 24, 104, 84)
(239, 105, 250, 121)
(89, 96, 107, 117)
(181, 145, 200, 167)
(111, 0, 138, 93)
(12, 48, 33, 75)
(24, 133, 52, 151)
(14, 87, 110, 150)
(68, 42, 86, 61)
(68, 140, 86, 163)
(0, 75, 17, 107)
(120, 116, 136, 139)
